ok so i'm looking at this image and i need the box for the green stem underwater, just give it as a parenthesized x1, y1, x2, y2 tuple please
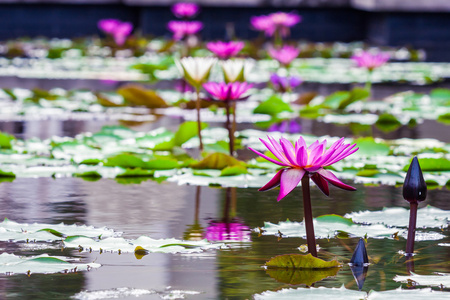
(225, 101, 234, 156)
(302, 175, 317, 257)
(195, 89, 204, 152)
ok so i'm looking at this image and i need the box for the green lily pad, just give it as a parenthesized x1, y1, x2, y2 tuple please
(265, 253, 341, 269)
(117, 85, 168, 108)
(253, 95, 293, 116)
(375, 113, 402, 132)
(266, 267, 340, 286)
(191, 153, 246, 170)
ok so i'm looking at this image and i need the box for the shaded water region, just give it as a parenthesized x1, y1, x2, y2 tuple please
(0, 178, 449, 299)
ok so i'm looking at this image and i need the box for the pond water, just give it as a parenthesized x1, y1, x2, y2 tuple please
(0, 79, 449, 299)
(0, 177, 449, 299)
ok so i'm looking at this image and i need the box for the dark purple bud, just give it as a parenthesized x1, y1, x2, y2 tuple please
(350, 265, 368, 291)
(350, 238, 368, 266)
(403, 156, 427, 203)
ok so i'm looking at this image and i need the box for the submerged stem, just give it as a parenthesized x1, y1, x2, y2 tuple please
(195, 89, 204, 152)
(302, 175, 317, 257)
(406, 201, 418, 256)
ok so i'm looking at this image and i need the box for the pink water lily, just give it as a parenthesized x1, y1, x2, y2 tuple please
(171, 2, 199, 19)
(98, 19, 133, 46)
(352, 51, 390, 71)
(168, 20, 203, 40)
(249, 136, 358, 201)
(206, 41, 245, 59)
(268, 45, 300, 67)
(203, 81, 253, 101)
(251, 12, 301, 37)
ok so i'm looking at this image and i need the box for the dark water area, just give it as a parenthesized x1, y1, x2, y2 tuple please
(0, 178, 449, 299)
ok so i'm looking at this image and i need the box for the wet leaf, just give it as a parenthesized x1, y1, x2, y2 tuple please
(220, 165, 248, 176)
(253, 95, 293, 116)
(191, 153, 246, 170)
(375, 113, 402, 132)
(403, 157, 450, 172)
(0, 132, 15, 149)
(437, 113, 450, 125)
(265, 254, 341, 269)
(353, 137, 390, 156)
(37, 228, 65, 238)
(116, 168, 154, 177)
(117, 85, 168, 108)
(266, 267, 339, 286)
(315, 214, 354, 226)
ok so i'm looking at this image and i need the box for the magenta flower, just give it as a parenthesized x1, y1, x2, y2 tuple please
(203, 82, 253, 101)
(269, 12, 301, 37)
(98, 19, 133, 46)
(268, 46, 300, 67)
(171, 2, 200, 19)
(352, 51, 390, 71)
(249, 136, 358, 201)
(206, 41, 245, 59)
(270, 73, 302, 93)
(251, 12, 301, 37)
(168, 20, 203, 40)
(205, 221, 251, 242)
(250, 15, 274, 36)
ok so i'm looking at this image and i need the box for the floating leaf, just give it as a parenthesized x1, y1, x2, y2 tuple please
(315, 214, 354, 226)
(403, 158, 450, 172)
(437, 113, 450, 125)
(0, 132, 15, 149)
(265, 254, 341, 269)
(322, 91, 350, 110)
(117, 85, 168, 108)
(220, 165, 248, 176)
(394, 272, 450, 288)
(375, 113, 402, 132)
(266, 267, 339, 286)
(353, 137, 390, 156)
(191, 153, 246, 170)
(253, 95, 293, 116)
(0, 253, 101, 275)
(116, 168, 154, 177)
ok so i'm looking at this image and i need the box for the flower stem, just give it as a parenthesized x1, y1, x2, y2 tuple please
(302, 175, 317, 257)
(196, 89, 204, 152)
(365, 69, 373, 97)
(225, 101, 234, 156)
(406, 201, 418, 256)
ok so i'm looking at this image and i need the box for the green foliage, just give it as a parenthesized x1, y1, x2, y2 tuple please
(403, 158, 450, 172)
(437, 113, 450, 125)
(315, 214, 354, 226)
(353, 137, 390, 156)
(117, 85, 168, 108)
(253, 95, 293, 116)
(130, 56, 173, 82)
(322, 87, 369, 110)
(0, 132, 15, 149)
(375, 113, 402, 132)
(265, 253, 341, 269)
(266, 267, 340, 286)
(191, 153, 246, 170)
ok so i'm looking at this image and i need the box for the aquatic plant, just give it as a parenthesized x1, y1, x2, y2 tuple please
(352, 51, 390, 93)
(206, 41, 245, 59)
(203, 81, 253, 155)
(251, 12, 301, 43)
(171, 2, 200, 19)
(176, 57, 217, 151)
(249, 136, 358, 256)
(220, 59, 252, 83)
(167, 20, 203, 41)
(269, 73, 302, 93)
(268, 119, 301, 134)
(268, 45, 300, 68)
(97, 19, 133, 46)
(403, 156, 427, 257)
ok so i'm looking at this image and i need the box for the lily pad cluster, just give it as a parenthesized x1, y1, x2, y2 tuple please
(0, 124, 449, 187)
(256, 207, 449, 240)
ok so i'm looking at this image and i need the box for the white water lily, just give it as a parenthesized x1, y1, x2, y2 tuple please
(175, 57, 217, 89)
(220, 59, 254, 83)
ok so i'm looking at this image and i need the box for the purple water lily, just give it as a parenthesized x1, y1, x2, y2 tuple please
(268, 119, 301, 134)
(270, 73, 302, 93)
(249, 136, 358, 201)
(171, 2, 200, 19)
(206, 41, 245, 59)
(168, 20, 203, 40)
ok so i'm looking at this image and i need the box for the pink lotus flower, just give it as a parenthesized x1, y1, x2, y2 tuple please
(268, 46, 300, 67)
(98, 19, 133, 46)
(352, 51, 390, 71)
(203, 82, 253, 101)
(251, 12, 301, 37)
(249, 136, 358, 201)
(250, 15, 274, 36)
(171, 2, 200, 19)
(168, 20, 203, 40)
(206, 41, 245, 59)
